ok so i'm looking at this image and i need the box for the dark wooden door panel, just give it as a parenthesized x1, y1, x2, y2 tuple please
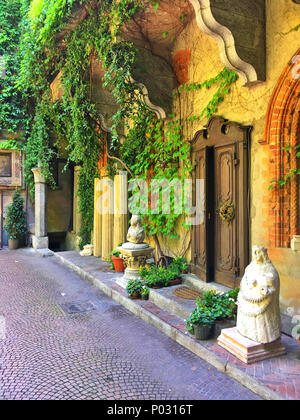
(192, 148, 207, 280)
(191, 116, 251, 288)
(214, 144, 237, 288)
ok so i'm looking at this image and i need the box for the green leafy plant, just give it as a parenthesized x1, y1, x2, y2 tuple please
(126, 278, 144, 297)
(0, 0, 27, 134)
(140, 263, 181, 288)
(198, 288, 239, 321)
(13, 0, 238, 252)
(186, 306, 218, 334)
(141, 285, 149, 299)
(4, 189, 27, 240)
(172, 257, 189, 273)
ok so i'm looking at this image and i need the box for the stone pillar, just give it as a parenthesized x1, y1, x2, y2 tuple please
(73, 166, 82, 249)
(32, 167, 49, 249)
(101, 177, 114, 261)
(113, 171, 128, 249)
(93, 178, 102, 258)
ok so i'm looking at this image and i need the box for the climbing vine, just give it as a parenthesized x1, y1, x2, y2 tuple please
(14, 0, 238, 248)
(0, 0, 27, 134)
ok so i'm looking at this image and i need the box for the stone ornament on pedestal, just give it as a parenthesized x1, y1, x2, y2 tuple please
(80, 244, 94, 257)
(218, 246, 286, 364)
(116, 216, 154, 289)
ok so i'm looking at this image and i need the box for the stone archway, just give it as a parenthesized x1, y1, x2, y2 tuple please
(261, 49, 300, 248)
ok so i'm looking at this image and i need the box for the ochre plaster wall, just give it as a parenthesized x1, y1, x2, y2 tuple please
(170, 0, 300, 315)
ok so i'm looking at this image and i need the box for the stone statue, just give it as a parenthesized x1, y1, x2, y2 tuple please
(127, 215, 145, 244)
(116, 215, 154, 288)
(236, 246, 281, 344)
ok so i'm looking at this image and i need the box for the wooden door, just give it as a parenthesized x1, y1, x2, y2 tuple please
(192, 147, 214, 282)
(214, 143, 238, 288)
(191, 117, 251, 288)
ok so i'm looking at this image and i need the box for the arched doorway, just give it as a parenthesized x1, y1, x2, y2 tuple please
(261, 49, 300, 248)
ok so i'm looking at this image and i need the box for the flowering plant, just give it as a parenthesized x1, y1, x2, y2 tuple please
(217, 201, 235, 224)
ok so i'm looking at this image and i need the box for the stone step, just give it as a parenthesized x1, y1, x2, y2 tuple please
(148, 281, 236, 338)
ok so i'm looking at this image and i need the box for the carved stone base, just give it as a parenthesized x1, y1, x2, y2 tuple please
(116, 268, 141, 289)
(32, 235, 49, 250)
(217, 327, 286, 364)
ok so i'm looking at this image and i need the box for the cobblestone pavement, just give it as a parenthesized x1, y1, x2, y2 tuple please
(0, 249, 261, 400)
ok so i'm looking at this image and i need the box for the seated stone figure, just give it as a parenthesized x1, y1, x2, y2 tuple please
(127, 215, 145, 244)
(237, 246, 281, 344)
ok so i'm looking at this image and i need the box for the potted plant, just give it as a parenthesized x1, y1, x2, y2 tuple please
(126, 279, 144, 299)
(109, 249, 125, 272)
(4, 189, 26, 250)
(200, 288, 239, 321)
(172, 257, 189, 274)
(141, 285, 149, 300)
(186, 306, 218, 340)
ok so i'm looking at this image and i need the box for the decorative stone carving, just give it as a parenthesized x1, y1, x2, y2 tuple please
(218, 246, 286, 364)
(127, 215, 145, 244)
(80, 244, 94, 257)
(116, 215, 154, 288)
(236, 246, 281, 344)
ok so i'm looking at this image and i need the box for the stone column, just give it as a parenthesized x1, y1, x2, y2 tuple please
(93, 178, 102, 258)
(101, 177, 114, 261)
(32, 166, 49, 249)
(113, 171, 128, 249)
(73, 166, 82, 249)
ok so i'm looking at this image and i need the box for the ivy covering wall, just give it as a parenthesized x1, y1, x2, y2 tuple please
(1, 0, 238, 250)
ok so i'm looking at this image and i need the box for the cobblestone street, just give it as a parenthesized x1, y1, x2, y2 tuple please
(0, 249, 261, 400)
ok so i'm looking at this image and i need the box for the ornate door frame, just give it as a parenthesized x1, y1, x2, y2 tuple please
(190, 116, 252, 288)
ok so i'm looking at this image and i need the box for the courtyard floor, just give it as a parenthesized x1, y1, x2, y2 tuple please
(0, 248, 261, 400)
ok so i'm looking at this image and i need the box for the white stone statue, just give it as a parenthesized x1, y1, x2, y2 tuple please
(127, 215, 145, 244)
(80, 244, 94, 257)
(236, 246, 281, 344)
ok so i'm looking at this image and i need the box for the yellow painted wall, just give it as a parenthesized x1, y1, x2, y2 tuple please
(169, 0, 300, 315)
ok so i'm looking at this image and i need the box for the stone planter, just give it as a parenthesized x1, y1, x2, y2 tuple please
(112, 256, 125, 273)
(193, 324, 215, 340)
(8, 239, 19, 250)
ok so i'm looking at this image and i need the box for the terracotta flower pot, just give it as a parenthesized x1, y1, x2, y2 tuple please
(112, 256, 125, 272)
(8, 238, 19, 250)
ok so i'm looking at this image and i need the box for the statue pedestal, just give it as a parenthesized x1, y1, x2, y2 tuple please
(218, 327, 286, 364)
(116, 242, 154, 289)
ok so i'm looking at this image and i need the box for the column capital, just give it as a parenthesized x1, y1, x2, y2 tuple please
(32, 167, 46, 184)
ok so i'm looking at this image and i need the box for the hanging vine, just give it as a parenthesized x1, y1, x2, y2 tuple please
(15, 0, 238, 248)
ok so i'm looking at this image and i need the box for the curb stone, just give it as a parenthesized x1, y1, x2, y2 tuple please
(54, 252, 285, 401)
